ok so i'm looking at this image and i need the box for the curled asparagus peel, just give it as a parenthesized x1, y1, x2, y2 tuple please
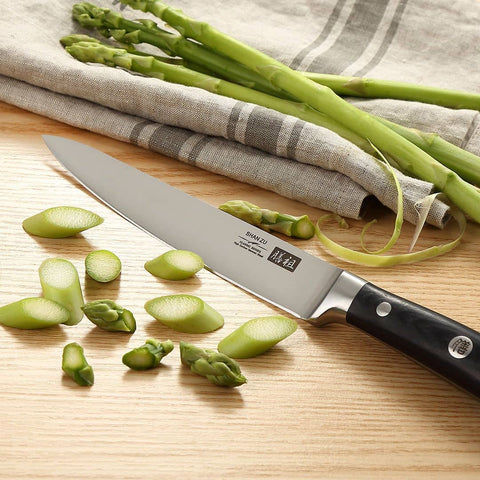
(315, 206, 467, 266)
(219, 200, 315, 239)
(122, 338, 174, 370)
(117, 0, 480, 222)
(81, 299, 136, 333)
(180, 341, 247, 388)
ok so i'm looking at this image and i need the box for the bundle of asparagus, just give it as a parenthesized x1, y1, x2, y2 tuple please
(62, 1, 480, 225)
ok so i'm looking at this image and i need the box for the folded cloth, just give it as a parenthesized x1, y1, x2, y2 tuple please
(1, 0, 478, 227)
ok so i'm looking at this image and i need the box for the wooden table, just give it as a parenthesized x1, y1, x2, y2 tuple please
(1, 100, 480, 479)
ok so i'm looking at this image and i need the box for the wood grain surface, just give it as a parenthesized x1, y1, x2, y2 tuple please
(1, 100, 480, 479)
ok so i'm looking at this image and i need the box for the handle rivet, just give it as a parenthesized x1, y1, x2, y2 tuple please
(448, 336, 473, 359)
(376, 301, 392, 317)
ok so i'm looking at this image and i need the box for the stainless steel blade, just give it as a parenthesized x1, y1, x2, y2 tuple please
(43, 135, 357, 320)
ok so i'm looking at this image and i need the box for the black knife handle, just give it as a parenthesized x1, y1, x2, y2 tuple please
(346, 282, 480, 398)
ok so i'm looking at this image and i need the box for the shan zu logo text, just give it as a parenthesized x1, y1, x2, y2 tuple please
(267, 247, 302, 272)
(234, 231, 269, 257)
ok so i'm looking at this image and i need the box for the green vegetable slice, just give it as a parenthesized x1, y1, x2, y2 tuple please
(144, 249, 204, 280)
(62, 342, 94, 386)
(122, 338, 174, 370)
(82, 299, 136, 333)
(22, 206, 103, 238)
(0, 297, 70, 329)
(180, 341, 246, 387)
(218, 315, 298, 359)
(144, 295, 224, 333)
(39, 258, 84, 325)
(315, 206, 466, 267)
(85, 249, 122, 282)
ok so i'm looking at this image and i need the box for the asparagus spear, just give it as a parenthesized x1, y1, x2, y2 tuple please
(219, 200, 315, 239)
(372, 116, 480, 186)
(63, 33, 480, 190)
(71, 3, 480, 186)
(61, 35, 480, 198)
(122, 338, 174, 370)
(81, 299, 136, 333)
(303, 72, 480, 111)
(62, 342, 94, 386)
(72, 2, 287, 98)
(74, 3, 480, 111)
(77, 3, 480, 110)
(179, 341, 246, 388)
(61, 35, 372, 155)
(118, 0, 480, 222)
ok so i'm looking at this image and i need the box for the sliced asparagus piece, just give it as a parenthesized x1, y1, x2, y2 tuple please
(144, 249, 204, 280)
(119, 0, 480, 222)
(218, 316, 298, 359)
(122, 338, 174, 370)
(144, 295, 224, 333)
(39, 258, 84, 326)
(0, 297, 70, 329)
(62, 342, 94, 386)
(180, 341, 246, 387)
(82, 299, 136, 333)
(85, 249, 122, 282)
(219, 200, 315, 239)
(22, 206, 103, 238)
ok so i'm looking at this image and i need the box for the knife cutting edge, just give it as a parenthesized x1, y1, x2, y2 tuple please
(43, 135, 480, 399)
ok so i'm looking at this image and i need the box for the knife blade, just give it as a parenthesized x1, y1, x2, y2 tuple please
(43, 135, 480, 398)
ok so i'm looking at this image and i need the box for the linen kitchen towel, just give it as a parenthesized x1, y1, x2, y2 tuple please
(1, 0, 479, 227)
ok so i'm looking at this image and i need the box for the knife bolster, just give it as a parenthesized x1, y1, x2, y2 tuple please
(307, 271, 366, 326)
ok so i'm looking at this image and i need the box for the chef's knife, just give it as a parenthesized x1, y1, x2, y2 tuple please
(43, 135, 480, 398)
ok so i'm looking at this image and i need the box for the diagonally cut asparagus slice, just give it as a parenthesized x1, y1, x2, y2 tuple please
(23, 206, 103, 238)
(39, 258, 85, 326)
(0, 297, 70, 329)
